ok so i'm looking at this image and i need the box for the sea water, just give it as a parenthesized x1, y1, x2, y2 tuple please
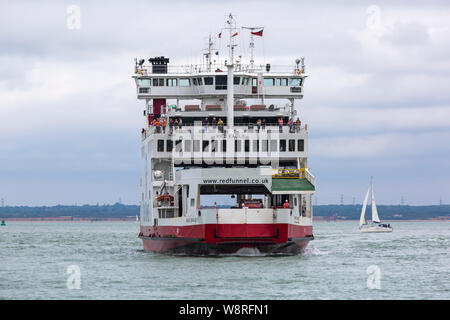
(0, 220, 448, 299)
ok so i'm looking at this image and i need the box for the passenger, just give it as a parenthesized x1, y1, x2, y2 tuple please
(212, 117, 217, 131)
(278, 118, 284, 133)
(283, 200, 289, 208)
(155, 118, 161, 133)
(262, 119, 266, 131)
(203, 117, 209, 133)
(178, 117, 182, 129)
(295, 118, 301, 133)
(174, 118, 179, 131)
(256, 119, 262, 132)
(218, 118, 224, 133)
(169, 118, 174, 135)
(162, 118, 167, 133)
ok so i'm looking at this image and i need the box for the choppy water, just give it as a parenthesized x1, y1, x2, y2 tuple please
(0, 220, 448, 299)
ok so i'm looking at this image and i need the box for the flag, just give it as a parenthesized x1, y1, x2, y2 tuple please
(218, 32, 221, 38)
(251, 29, 263, 37)
(232, 32, 238, 37)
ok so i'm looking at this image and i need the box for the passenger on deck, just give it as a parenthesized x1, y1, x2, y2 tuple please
(162, 118, 167, 133)
(218, 118, 224, 133)
(278, 118, 284, 133)
(262, 119, 266, 131)
(155, 118, 161, 133)
(203, 117, 209, 132)
(256, 119, 262, 132)
(212, 117, 217, 131)
(283, 200, 289, 208)
(178, 117, 182, 129)
(174, 118, 179, 131)
(169, 118, 174, 135)
(295, 118, 301, 133)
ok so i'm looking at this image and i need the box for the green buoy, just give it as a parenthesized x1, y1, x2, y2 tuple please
(1, 220, 5, 226)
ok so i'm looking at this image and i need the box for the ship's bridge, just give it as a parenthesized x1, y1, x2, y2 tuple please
(133, 63, 307, 100)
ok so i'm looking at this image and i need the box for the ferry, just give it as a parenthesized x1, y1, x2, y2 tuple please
(133, 14, 316, 254)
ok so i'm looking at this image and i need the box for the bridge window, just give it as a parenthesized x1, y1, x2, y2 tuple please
(138, 79, 151, 87)
(297, 139, 304, 151)
(179, 78, 190, 86)
(215, 75, 227, 90)
(193, 78, 198, 86)
(276, 78, 288, 86)
(197, 77, 203, 85)
(153, 78, 164, 86)
(290, 78, 302, 86)
(252, 78, 257, 86)
(263, 78, 275, 86)
(166, 78, 177, 86)
(234, 76, 240, 85)
(204, 77, 213, 85)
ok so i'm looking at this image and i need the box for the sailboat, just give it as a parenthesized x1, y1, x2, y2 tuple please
(359, 177, 393, 233)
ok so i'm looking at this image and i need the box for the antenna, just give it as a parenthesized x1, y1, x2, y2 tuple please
(203, 35, 216, 72)
(340, 193, 344, 206)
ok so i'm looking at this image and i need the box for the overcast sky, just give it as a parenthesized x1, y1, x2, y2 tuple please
(1, 0, 449, 206)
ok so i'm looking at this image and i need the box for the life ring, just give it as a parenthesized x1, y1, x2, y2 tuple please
(156, 194, 174, 201)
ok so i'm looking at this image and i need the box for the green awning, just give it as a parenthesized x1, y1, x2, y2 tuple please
(271, 178, 315, 194)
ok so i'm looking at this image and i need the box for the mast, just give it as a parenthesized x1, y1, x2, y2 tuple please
(203, 35, 215, 72)
(242, 26, 263, 71)
(226, 13, 237, 131)
(371, 177, 381, 223)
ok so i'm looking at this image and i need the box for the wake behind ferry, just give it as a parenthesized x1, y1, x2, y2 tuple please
(133, 14, 316, 255)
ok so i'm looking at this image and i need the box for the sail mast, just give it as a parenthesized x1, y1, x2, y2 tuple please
(371, 176, 381, 223)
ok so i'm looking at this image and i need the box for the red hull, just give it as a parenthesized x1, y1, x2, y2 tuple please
(139, 223, 313, 255)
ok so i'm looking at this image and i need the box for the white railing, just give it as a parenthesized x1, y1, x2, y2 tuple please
(136, 64, 305, 75)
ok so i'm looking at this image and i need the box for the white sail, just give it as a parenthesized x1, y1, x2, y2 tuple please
(371, 180, 380, 223)
(359, 186, 370, 227)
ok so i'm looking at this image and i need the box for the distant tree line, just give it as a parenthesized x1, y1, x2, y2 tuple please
(0, 203, 449, 220)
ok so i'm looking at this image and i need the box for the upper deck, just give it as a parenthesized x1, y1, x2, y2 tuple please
(133, 61, 307, 100)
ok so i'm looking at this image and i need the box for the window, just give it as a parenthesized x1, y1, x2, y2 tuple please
(276, 78, 288, 86)
(138, 79, 151, 87)
(204, 77, 213, 85)
(298, 139, 304, 151)
(222, 140, 227, 152)
(184, 140, 191, 152)
(289, 139, 295, 151)
(166, 78, 177, 86)
(153, 78, 164, 86)
(290, 78, 302, 86)
(197, 78, 203, 85)
(179, 78, 190, 86)
(235, 140, 241, 152)
(167, 140, 173, 152)
(193, 140, 200, 152)
(262, 139, 268, 152)
(270, 140, 277, 152)
(234, 76, 240, 85)
(252, 78, 257, 86)
(193, 78, 198, 86)
(175, 140, 182, 152)
(263, 78, 275, 86)
(157, 140, 164, 152)
(280, 140, 286, 152)
(215, 75, 227, 90)
(202, 140, 209, 152)
(245, 140, 250, 152)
